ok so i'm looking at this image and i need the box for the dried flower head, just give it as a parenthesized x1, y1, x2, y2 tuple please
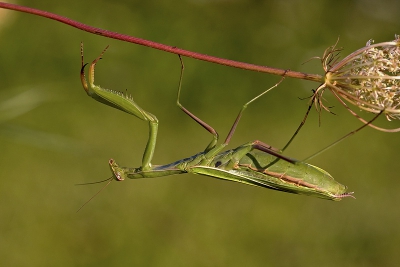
(314, 36, 400, 130)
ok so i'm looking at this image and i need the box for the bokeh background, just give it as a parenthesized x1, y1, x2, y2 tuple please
(1, 0, 400, 266)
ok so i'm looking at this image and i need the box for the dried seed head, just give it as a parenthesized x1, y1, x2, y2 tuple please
(319, 36, 400, 121)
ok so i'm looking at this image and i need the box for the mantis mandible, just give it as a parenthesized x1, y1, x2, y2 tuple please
(78, 44, 354, 210)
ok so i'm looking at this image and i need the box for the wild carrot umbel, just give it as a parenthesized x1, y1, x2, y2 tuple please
(314, 35, 400, 132)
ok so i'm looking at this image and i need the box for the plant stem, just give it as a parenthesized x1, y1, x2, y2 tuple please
(0, 2, 324, 83)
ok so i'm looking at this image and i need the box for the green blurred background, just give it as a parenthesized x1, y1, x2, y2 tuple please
(1, 0, 400, 266)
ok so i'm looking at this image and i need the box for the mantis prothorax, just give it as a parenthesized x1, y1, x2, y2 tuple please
(78, 44, 354, 211)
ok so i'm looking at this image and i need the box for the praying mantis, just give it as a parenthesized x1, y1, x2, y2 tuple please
(78, 43, 354, 210)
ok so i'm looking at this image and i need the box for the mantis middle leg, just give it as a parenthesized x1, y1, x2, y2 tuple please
(175, 56, 291, 162)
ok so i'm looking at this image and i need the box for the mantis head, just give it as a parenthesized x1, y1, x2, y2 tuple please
(108, 159, 129, 181)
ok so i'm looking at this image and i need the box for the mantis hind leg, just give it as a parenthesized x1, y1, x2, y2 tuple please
(281, 86, 387, 161)
(80, 44, 158, 171)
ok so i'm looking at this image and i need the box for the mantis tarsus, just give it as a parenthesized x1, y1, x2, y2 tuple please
(78, 44, 354, 210)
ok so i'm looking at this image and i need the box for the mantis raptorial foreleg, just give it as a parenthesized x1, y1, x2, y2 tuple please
(80, 43, 158, 171)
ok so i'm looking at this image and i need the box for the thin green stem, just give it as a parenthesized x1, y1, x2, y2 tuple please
(0, 2, 324, 83)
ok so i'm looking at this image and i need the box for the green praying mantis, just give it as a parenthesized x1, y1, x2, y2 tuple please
(78, 44, 355, 210)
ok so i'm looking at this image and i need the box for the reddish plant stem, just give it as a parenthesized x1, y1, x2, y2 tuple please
(0, 2, 324, 83)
